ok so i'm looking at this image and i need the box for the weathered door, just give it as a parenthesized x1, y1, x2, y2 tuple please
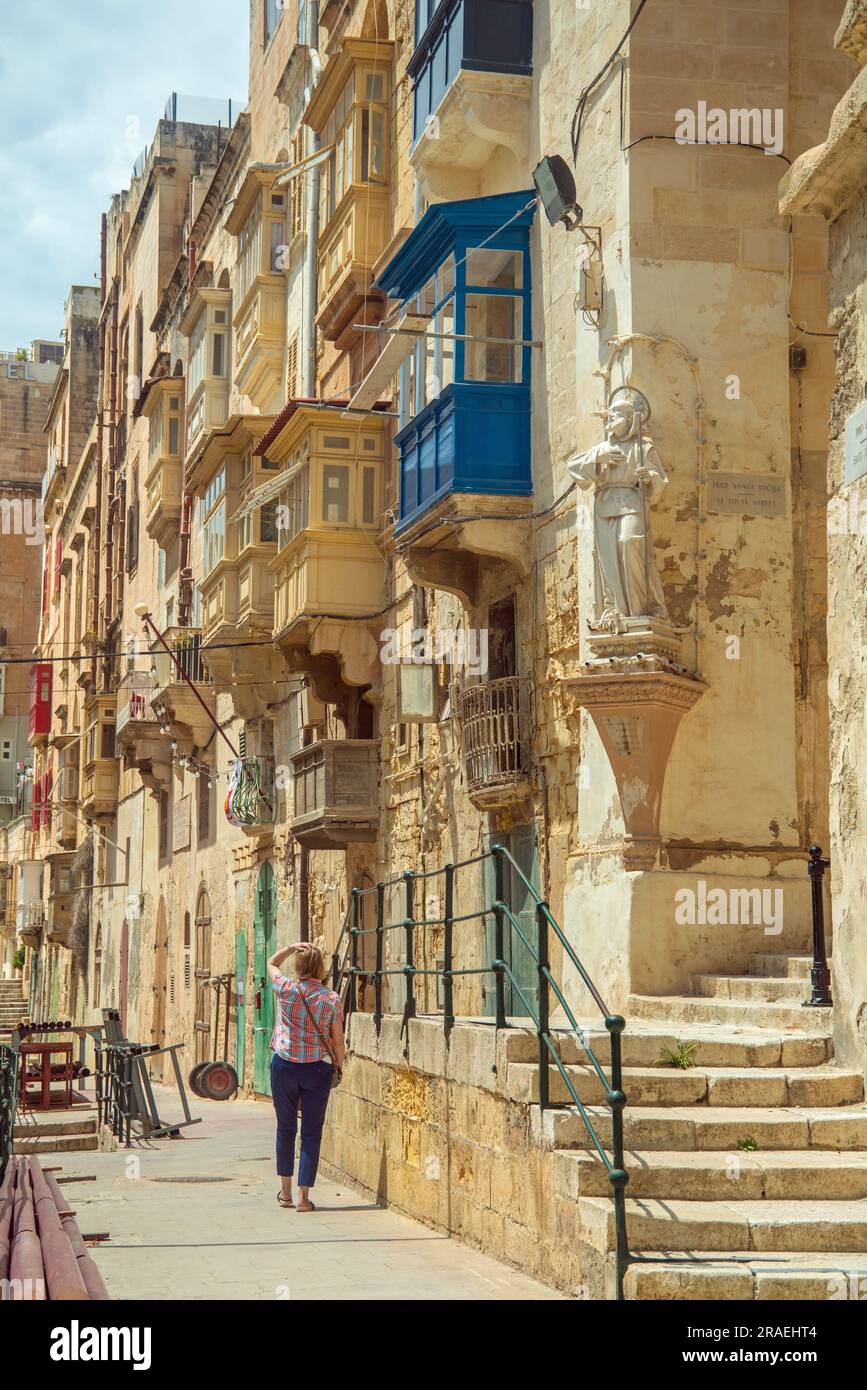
(151, 898, 168, 1078)
(235, 929, 247, 1087)
(252, 862, 277, 1095)
(484, 825, 539, 1019)
(194, 888, 212, 1066)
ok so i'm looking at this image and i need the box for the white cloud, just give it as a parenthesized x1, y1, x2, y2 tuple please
(0, 0, 249, 347)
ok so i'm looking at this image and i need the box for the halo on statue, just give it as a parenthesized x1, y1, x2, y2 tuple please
(607, 385, 651, 425)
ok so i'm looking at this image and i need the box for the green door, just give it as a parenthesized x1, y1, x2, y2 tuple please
(235, 929, 247, 1087)
(49, 950, 61, 1020)
(484, 826, 540, 1019)
(252, 862, 277, 1095)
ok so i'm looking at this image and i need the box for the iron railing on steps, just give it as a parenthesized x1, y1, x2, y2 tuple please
(330, 842, 631, 1300)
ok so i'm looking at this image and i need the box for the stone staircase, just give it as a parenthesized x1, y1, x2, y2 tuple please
(13, 1113, 99, 1155)
(518, 952, 867, 1298)
(0, 978, 26, 1041)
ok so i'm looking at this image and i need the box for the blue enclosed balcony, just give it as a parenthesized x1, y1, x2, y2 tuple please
(408, 0, 533, 197)
(375, 190, 535, 571)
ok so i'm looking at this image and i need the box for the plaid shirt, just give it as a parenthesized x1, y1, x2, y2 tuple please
(270, 974, 342, 1063)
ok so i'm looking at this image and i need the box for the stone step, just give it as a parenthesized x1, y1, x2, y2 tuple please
(748, 954, 818, 980)
(691, 973, 809, 1003)
(510, 1062, 863, 1108)
(554, 1150, 867, 1202)
(628, 994, 833, 1033)
(581, 1196, 867, 1255)
(534, 1103, 867, 1153)
(12, 1132, 99, 1155)
(502, 1023, 832, 1069)
(625, 1252, 867, 1300)
(13, 1116, 97, 1137)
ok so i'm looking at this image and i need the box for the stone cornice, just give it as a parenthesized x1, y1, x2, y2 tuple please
(779, 61, 867, 221)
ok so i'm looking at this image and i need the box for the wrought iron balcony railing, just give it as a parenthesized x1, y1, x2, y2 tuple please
(459, 675, 528, 800)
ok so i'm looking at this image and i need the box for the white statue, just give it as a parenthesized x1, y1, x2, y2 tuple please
(567, 388, 669, 629)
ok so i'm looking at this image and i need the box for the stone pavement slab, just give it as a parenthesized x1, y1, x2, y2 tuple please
(58, 1084, 563, 1301)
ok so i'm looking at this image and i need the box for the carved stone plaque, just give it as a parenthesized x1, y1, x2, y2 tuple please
(707, 473, 787, 517)
(844, 400, 867, 485)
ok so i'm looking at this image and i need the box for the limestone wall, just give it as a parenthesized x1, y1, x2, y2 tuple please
(321, 1012, 586, 1294)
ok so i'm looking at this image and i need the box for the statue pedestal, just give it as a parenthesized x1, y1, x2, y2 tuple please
(584, 615, 685, 666)
(563, 655, 706, 870)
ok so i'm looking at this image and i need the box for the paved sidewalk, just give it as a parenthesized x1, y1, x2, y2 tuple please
(60, 1085, 563, 1301)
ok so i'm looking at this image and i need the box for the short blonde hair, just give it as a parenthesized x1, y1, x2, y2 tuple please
(292, 943, 327, 981)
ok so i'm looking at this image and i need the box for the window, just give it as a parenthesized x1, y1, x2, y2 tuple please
(322, 465, 349, 523)
(126, 464, 139, 573)
(237, 203, 262, 303)
(319, 67, 389, 231)
(203, 467, 226, 576)
(276, 467, 310, 547)
(287, 332, 299, 398)
(188, 312, 208, 396)
(264, 0, 282, 44)
(197, 776, 211, 844)
(158, 791, 170, 861)
(1, 740, 11, 761)
(290, 129, 304, 237)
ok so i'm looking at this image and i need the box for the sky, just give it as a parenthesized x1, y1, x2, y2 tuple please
(0, 1, 250, 350)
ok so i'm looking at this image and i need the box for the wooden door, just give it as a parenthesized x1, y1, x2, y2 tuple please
(252, 863, 276, 1095)
(235, 930, 247, 1087)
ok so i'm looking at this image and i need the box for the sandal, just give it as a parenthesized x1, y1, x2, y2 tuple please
(296, 1199, 316, 1212)
(277, 1192, 294, 1208)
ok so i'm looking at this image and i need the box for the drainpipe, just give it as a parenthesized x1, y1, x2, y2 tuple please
(91, 217, 107, 684)
(104, 279, 119, 640)
(301, 1, 321, 397)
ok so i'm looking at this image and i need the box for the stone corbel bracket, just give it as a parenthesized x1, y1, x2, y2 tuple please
(563, 666, 706, 871)
(399, 513, 533, 613)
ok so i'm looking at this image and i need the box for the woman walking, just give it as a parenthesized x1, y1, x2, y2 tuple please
(267, 942, 344, 1212)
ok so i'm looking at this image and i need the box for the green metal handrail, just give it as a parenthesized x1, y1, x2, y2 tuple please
(333, 842, 631, 1300)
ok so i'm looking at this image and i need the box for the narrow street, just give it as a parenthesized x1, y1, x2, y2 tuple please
(54, 1087, 562, 1301)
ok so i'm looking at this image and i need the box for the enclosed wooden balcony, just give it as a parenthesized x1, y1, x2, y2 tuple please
(189, 414, 283, 715)
(409, 0, 533, 198)
(45, 855, 74, 945)
(225, 172, 288, 411)
(81, 694, 118, 820)
(181, 289, 231, 462)
(265, 405, 386, 692)
(304, 37, 394, 347)
(290, 739, 379, 848)
(459, 675, 529, 808)
(143, 378, 185, 547)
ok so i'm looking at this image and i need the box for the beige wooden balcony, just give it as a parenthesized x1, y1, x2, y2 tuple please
(142, 378, 184, 546)
(304, 37, 394, 347)
(290, 739, 379, 848)
(225, 172, 288, 412)
(459, 675, 530, 809)
(181, 289, 231, 464)
(80, 693, 118, 820)
(115, 674, 172, 792)
(267, 406, 386, 694)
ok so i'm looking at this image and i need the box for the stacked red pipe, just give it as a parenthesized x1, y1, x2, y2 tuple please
(0, 1155, 109, 1300)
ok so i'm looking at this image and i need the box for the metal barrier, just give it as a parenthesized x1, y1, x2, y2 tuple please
(95, 1012, 200, 1146)
(332, 842, 631, 1300)
(0, 1042, 19, 1184)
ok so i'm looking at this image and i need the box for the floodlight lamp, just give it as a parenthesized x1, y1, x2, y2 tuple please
(532, 155, 583, 230)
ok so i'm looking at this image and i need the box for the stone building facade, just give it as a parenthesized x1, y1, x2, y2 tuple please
(11, 0, 867, 1297)
(781, 0, 867, 1077)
